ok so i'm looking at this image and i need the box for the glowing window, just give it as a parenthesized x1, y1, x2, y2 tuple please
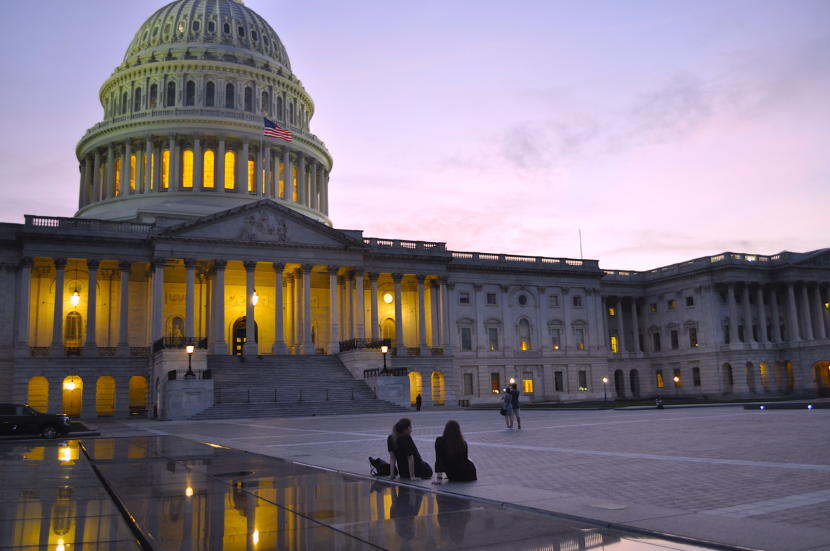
(518, 319, 531, 350)
(278, 161, 285, 197)
(114, 158, 122, 196)
(182, 149, 194, 188)
(608, 307, 616, 317)
(150, 153, 155, 190)
(522, 379, 534, 393)
(203, 149, 215, 188)
(656, 370, 664, 388)
(610, 335, 619, 353)
(161, 149, 170, 189)
(292, 167, 298, 201)
(224, 150, 235, 189)
(247, 159, 255, 192)
(667, 299, 677, 310)
(649, 303, 657, 313)
(129, 154, 136, 191)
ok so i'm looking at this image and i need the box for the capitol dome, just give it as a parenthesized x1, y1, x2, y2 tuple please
(75, 0, 333, 225)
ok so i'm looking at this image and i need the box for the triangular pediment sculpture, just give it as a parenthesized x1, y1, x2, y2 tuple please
(158, 200, 362, 249)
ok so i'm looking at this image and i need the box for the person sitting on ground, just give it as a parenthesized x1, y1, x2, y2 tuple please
(434, 420, 477, 482)
(389, 418, 433, 480)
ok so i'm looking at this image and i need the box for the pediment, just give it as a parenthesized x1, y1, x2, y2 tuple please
(158, 200, 361, 249)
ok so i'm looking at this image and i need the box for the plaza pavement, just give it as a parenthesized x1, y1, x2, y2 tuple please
(98, 406, 830, 551)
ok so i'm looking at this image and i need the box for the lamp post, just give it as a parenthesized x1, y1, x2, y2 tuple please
(602, 376, 609, 402)
(381, 345, 388, 374)
(185, 344, 195, 378)
(673, 375, 680, 398)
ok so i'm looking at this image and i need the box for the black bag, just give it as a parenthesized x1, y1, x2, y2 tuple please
(499, 407, 506, 416)
(369, 456, 391, 476)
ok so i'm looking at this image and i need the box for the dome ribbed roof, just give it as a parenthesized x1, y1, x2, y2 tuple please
(124, 0, 291, 71)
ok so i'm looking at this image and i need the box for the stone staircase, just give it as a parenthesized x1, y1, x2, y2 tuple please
(190, 355, 410, 419)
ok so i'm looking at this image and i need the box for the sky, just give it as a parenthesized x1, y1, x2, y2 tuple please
(0, 0, 828, 270)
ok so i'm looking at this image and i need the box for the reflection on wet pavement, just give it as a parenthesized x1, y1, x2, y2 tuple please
(0, 436, 717, 550)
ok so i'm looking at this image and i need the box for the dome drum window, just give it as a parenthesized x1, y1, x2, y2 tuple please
(166, 82, 176, 107)
(238, 26, 245, 38)
(223, 23, 230, 34)
(225, 83, 234, 109)
(192, 20, 201, 32)
(208, 21, 216, 33)
(185, 81, 195, 106)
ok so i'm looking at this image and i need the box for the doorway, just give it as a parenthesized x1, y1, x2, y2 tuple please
(232, 317, 258, 355)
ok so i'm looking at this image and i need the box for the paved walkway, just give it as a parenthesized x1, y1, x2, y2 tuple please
(99, 406, 830, 551)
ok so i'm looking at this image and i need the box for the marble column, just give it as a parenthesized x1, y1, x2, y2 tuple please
(217, 137, 226, 191)
(168, 134, 178, 190)
(121, 141, 131, 195)
(92, 150, 102, 201)
(756, 286, 768, 344)
(301, 264, 313, 353)
(726, 284, 739, 345)
(417, 275, 428, 353)
(285, 274, 295, 350)
(561, 288, 572, 352)
(769, 286, 782, 342)
(151, 259, 165, 344)
(211, 260, 227, 354)
(83, 259, 99, 355)
(355, 270, 365, 340)
(440, 278, 450, 348)
(193, 138, 203, 191)
(282, 147, 290, 200)
(144, 137, 153, 192)
(431, 280, 440, 348)
(244, 261, 257, 355)
(369, 273, 379, 340)
(310, 162, 319, 209)
(117, 261, 131, 355)
(617, 297, 626, 354)
(185, 259, 196, 339)
(786, 283, 800, 343)
(393, 273, 404, 354)
(816, 283, 828, 339)
(153, 144, 162, 192)
(15, 258, 32, 352)
(240, 141, 249, 193)
(343, 273, 353, 339)
(742, 284, 754, 343)
(297, 153, 306, 205)
(630, 298, 641, 353)
(328, 266, 339, 353)
(49, 258, 67, 355)
(106, 144, 115, 198)
(800, 283, 814, 341)
(822, 284, 830, 339)
(273, 263, 287, 354)
(292, 272, 300, 350)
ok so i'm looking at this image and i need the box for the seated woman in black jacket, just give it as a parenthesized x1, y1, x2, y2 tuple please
(434, 420, 477, 482)
(388, 418, 433, 480)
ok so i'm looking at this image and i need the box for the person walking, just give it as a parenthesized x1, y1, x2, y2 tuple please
(502, 388, 514, 428)
(388, 418, 433, 479)
(415, 393, 422, 411)
(434, 420, 477, 482)
(510, 383, 522, 430)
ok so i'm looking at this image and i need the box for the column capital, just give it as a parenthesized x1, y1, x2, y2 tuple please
(213, 259, 228, 270)
(367, 272, 379, 282)
(327, 265, 339, 276)
(118, 261, 132, 272)
(473, 283, 482, 291)
(151, 258, 166, 269)
(53, 258, 68, 269)
(86, 259, 100, 270)
(353, 268, 365, 277)
(392, 273, 403, 282)
(273, 262, 286, 272)
(19, 257, 33, 269)
(183, 258, 197, 269)
(337, 275, 344, 285)
(243, 260, 258, 272)
(300, 263, 314, 273)
(416, 274, 427, 282)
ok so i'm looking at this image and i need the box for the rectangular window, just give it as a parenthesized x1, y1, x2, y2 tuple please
(673, 368, 682, 387)
(738, 325, 745, 342)
(459, 292, 470, 305)
(203, 150, 214, 188)
(486, 292, 497, 305)
(522, 379, 534, 393)
(649, 303, 657, 313)
(578, 370, 588, 391)
(224, 151, 236, 190)
(573, 295, 583, 307)
(161, 149, 170, 190)
(114, 158, 122, 196)
(182, 150, 193, 188)
(461, 327, 472, 351)
(247, 159, 255, 192)
(129, 154, 137, 191)
(692, 367, 701, 386)
(490, 372, 501, 394)
(463, 373, 474, 396)
(574, 328, 585, 350)
(549, 295, 559, 308)
(652, 333, 661, 352)
(668, 299, 677, 310)
(610, 335, 619, 353)
(671, 330, 679, 350)
(608, 307, 616, 317)
(686, 296, 694, 307)
(656, 370, 664, 388)
(689, 327, 698, 347)
(488, 327, 499, 351)
(554, 371, 564, 392)
(551, 328, 561, 351)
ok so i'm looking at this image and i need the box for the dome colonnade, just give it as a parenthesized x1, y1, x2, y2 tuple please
(75, 0, 332, 224)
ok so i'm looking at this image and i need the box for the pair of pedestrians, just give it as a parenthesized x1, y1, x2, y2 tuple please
(501, 383, 522, 429)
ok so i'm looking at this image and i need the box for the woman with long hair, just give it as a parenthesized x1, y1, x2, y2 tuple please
(387, 418, 433, 480)
(434, 420, 477, 482)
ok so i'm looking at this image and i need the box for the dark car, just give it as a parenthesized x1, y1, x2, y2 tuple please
(0, 404, 71, 439)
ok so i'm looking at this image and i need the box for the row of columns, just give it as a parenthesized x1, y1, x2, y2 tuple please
(79, 137, 330, 215)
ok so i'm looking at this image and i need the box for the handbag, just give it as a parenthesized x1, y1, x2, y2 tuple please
(499, 407, 506, 416)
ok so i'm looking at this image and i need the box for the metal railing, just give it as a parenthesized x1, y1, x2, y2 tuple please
(152, 337, 208, 353)
(216, 387, 358, 404)
(363, 367, 408, 378)
(338, 338, 391, 352)
(24, 215, 152, 235)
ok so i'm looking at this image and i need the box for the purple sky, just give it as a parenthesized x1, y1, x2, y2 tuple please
(1, 1, 828, 270)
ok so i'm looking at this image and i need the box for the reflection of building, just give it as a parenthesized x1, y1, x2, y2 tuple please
(0, 0, 829, 418)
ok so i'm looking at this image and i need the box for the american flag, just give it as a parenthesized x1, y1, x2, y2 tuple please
(263, 117, 292, 142)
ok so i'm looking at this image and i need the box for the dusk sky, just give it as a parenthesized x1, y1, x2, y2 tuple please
(1, 1, 827, 270)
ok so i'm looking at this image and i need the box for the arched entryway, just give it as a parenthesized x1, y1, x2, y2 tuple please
(745, 362, 756, 393)
(381, 318, 396, 346)
(62, 375, 83, 417)
(759, 362, 770, 393)
(629, 370, 640, 397)
(815, 361, 830, 396)
(64, 311, 83, 347)
(129, 376, 148, 416)
(773, 362, 784, 392)
(96, 376, 116, 417)
(27, 376, 49, 413)
(785, 361, 795, 393)
(722, 363, 733, 393)
(614, 369, 625, 398)
(232, 317, 258, 356)
(431, 371, 445, 405)
(408, 371, 423, 405)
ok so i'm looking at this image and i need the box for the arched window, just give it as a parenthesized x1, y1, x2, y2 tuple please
(276, 97, 283, 119)
(114, 158, 122, 196)
(182, 149, 194, 188)
(431, 371, 445, 405)
(185, 81, 195, 106)
(129, 376, 148, 415)
(518, 319, 531, 351)
(225, 83, 234, 109)
(203, 149, 215, 188)
(161, 149, 170, 189)
(166, 81, 176, 107)
(62, 375, 83, 417)
(205, 82, 215, 106)
(261, 91, 269, 115)
(289, 101, 295, 124)
(121, 92, 128, 114)
(133, 88, 142, 111)
(224, 150, 235, 190)
(244, 86, 253, 112)
(149, 84, 158, 108)
(409, 372, 423, 405)
(247, 159, 255, 192)
(129, 154, 136, 191)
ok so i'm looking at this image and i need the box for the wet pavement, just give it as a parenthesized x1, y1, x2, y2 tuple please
(0, 436, 719, 550)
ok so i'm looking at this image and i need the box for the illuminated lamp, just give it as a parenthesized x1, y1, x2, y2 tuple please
(252, 290, 259, 306)
(70, 291, 80, 307)
(63, 380, 76, 391)
(252, 530, 260, 545)
(383, 292, 393, 304)
(185, 486, 194, 497)
(509, 377, 516, 385)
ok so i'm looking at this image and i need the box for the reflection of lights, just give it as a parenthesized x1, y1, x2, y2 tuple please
(70, 291, 80, 307)
(760, 405, 765, 411)
(808, 404, 814, 410)
(63, 381, 76, 391)
(252, 529, 260, 545)
(59, 447, 72, 462)
(185, 486, 194, 497)
(553, 344, 560, 350)
(202, 442, 229, 449)
(383, 292, 393, 304)
(56, 539, 65, 551)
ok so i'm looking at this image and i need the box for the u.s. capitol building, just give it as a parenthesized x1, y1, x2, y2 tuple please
(1, 0, 828, 419)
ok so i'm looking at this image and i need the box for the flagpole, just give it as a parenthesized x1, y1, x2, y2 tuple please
(259, 112, 264, 199)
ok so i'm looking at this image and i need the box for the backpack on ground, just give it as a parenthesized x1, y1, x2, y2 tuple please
(369, 456, 391, 476)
